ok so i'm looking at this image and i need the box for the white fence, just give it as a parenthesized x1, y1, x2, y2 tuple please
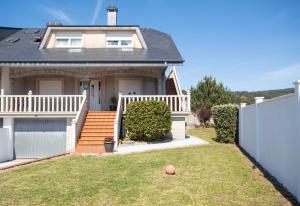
(239, 80, 300, 202)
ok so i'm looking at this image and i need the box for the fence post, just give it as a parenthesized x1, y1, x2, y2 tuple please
(0, 89, 4, 112)
(239, 103, 247, 148)
(255, 97, 264, 162)
(293, 80, 300, 202)
(187, 90, 191, 112)
(28, 90, 32, 112)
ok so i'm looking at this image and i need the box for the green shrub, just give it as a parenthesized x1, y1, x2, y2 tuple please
(212, 104, 239, 143)
(125, 101, 171, 142)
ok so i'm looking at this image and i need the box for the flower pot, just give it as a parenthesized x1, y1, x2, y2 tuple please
(104, 141, 115, 152)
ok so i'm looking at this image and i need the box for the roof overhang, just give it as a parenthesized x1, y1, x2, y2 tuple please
(39, 26, 148, 49)
(0, 62, 183, 68)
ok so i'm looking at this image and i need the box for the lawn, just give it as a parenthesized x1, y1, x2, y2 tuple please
(0, 128, 293, 206)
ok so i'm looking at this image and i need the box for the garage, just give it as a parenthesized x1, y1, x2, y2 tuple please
(14, 119, 66, 158)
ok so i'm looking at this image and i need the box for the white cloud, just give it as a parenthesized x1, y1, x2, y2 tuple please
(232, 63, 300, 91)
(91, 0, 104, 24)
(260, 64, 300, 82)
(44, 6, 74, 24)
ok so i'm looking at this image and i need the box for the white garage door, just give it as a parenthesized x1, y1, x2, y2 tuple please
(39, 80, 63, 95)
(14, 119, 66, 158)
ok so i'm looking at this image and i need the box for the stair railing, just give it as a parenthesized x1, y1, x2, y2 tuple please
(114, 93, 124, 148)
(74, 90, 88, 139)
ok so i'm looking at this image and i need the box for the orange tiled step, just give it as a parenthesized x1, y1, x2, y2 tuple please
(77, 136, 107, 140)
(82, 125, 114, 129)
(77, 140, 105, 145)
(75, 145, 105, 153)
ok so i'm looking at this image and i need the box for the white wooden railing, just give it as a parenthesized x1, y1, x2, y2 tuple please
(121, 94, 191, 114)
(0, 89, 86, 114)
(113, 93, 124, 148)
(74, 90, 88, 139)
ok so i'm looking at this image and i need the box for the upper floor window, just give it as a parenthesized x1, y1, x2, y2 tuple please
(106, 32, 133, 48)
(55, 32, 82, 48)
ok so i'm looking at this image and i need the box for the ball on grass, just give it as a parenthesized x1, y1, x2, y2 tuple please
(165, 165, 176, 175)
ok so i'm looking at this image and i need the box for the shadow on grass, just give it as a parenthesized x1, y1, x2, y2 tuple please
(238, 146, 300, 206)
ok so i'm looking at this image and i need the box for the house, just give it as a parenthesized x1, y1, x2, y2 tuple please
(0, 6, 190, 160)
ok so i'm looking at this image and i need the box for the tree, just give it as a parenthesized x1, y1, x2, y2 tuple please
(191, 76, 232, 126)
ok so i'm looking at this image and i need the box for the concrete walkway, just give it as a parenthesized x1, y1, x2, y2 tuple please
(115, 136, 208, 155)
(0, 159, 36, 170)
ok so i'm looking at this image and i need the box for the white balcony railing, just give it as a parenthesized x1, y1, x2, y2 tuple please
(0, 89, 86, 114)
(121, 94, 191, 114)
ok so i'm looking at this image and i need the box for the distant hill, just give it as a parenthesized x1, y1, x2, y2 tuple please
(231, 88, 295, 105)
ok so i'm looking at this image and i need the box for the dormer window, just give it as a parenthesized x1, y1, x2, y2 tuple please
(55, 32, 82, 48)
(106, 32, 133, 48)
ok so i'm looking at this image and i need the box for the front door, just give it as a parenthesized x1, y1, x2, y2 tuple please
(90, 80, 101, 111)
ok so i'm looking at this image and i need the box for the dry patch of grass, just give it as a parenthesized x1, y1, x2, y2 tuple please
(0, 128, 293, 205)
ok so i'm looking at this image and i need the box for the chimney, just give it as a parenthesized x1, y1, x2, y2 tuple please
(107, 5, 118, 26)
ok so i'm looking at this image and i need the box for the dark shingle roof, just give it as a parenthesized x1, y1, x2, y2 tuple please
(0, 27, 22, 41)
(0, 27, 184, 64)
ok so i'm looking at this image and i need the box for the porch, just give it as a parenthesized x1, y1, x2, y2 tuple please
(0, 66, 190, 158)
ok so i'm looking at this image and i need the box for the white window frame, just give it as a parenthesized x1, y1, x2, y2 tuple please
(106, 36, 133, 48)
(55, 35, 82, 48)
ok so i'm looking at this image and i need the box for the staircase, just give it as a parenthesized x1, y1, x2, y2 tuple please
(75, 111, 116, 154)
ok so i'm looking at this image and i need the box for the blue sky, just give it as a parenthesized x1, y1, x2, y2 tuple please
(1, 0, 300, 91)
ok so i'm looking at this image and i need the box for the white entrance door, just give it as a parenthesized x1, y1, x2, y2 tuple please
(39, 80, 63, 95)
(118, 79, 141, 95)
(90, 80, 101, 111)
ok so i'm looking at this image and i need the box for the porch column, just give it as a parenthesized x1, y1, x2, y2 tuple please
(1, 67, 11, 94)
(157, 73, 165, 95)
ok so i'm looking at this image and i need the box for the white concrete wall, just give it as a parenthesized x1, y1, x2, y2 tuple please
(239, 81, 300, 202)
(171, 116, 186, 140)
(0, 118, 14, 162)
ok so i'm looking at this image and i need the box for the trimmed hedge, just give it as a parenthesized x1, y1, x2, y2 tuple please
(212, 104, 239, 143)
(125, 101, 171, 142)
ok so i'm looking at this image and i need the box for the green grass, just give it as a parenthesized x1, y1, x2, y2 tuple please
(0, 128, 292, 206)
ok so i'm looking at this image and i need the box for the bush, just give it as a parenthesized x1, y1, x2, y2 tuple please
(196, 107, 212, 127)
(125, 101, 171, 142)
(212, 104, 239, 143)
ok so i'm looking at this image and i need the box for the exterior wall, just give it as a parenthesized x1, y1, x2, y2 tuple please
(0, 128, 13, 162)
(170, 116, 186, 140)
(239, 83, 300, 202)
(143, 78, 157, 95)
(0, 118, 14, 162)
(45, 29, 142, 48)
(12, 76, 78, 95)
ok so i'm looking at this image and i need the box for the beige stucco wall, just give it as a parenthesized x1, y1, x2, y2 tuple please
(12, 76, 79, 95)
(45, 29, 142, 49)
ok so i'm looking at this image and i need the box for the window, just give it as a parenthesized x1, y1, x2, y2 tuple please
(55, 32, 82, 48)
(106, 32, 133, 48)
(107, 40, 119, 47)
(55, 37, 82, 48)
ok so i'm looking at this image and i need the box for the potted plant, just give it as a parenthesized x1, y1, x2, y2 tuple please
(104, 137, 115, 153)
(109, 96, 117, 111)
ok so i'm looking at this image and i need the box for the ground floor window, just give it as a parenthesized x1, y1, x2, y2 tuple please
(0, 118, 3, 128)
